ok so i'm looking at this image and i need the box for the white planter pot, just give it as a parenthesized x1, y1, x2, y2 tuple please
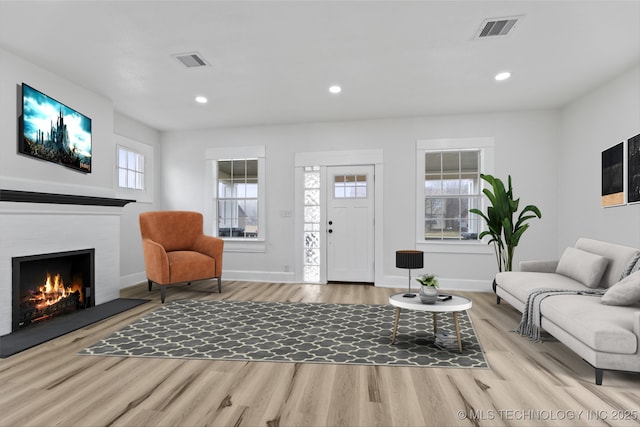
(419, 285, 438, 304)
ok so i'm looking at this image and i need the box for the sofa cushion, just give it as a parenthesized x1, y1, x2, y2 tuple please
(495, 271, 588, 304)
(540, 294, 639, 354)
(575, 238, 639, 288)
(620, 251, 640, 280)
(556, 247, 608, 288)
(602, 271, 640, 306)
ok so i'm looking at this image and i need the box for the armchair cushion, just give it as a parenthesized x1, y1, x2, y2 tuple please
(140, 211, 204, 252)
(166, 251, 216, 284)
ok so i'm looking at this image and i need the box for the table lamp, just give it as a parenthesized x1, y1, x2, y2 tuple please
(396, 250, 424, 298)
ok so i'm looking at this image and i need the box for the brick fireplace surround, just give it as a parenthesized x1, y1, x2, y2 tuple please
(0, 189, 132, 337)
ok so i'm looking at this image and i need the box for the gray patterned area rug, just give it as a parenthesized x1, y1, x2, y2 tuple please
(79, 299, 488, 368)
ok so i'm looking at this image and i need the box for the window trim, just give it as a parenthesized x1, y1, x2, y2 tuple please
(114, 134, 154, 203)
(205, 146, 266, 252)
(416, 137, 495, 254)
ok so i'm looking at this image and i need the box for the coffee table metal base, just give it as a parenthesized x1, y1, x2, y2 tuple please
(389, 292, 472, 352)
(391, 308, 463, 352)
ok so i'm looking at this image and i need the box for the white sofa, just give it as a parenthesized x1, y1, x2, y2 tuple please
(495, 238, 640, 385)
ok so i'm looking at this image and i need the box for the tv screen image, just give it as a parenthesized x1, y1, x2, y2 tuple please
(20, 83, 92, 173)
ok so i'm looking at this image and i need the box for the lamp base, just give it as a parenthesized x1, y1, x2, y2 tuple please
(403, 293, 417, 298)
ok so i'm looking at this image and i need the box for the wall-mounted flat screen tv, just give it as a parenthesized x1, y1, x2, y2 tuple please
(19, 83, 92, 173)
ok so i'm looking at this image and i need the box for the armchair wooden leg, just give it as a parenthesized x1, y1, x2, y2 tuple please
(160, 286, 167, 303)
(217, 277, 222, 293)
(148, 280, 153, 291)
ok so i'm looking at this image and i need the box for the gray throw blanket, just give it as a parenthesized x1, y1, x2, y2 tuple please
(515, 288, 607, 342)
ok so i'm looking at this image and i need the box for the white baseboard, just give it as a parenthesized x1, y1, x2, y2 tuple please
(120, 271, 147, 288)
(209, 270, 297, 283)
(376, 275, 492, 293)
(121, 271, 493, 292)
(119, 270, 298, 289)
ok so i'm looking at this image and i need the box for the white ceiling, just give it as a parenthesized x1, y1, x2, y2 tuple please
(1, 1, 639, 132)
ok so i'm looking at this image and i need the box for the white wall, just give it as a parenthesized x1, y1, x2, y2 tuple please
(113, 112, 162, 287)
(160, 110, 560, 289)
(558, 65, 640, 251)
(0, 48, 115, 196)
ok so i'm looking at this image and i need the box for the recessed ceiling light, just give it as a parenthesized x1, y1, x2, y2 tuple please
(329, 85, 342, 94)
(195, 96, 208, 104)
(495, 71, 511, 81)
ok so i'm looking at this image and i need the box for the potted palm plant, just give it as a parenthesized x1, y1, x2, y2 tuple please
(469, 174, 542, 279)
(416, 274, 439, 304)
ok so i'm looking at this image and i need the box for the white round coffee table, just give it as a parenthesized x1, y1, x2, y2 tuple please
(388, 292, 472, 352)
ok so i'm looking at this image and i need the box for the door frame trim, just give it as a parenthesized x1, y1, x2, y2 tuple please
(294, 149, 384, 285)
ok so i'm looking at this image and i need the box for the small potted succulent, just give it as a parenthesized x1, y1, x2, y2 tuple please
(416, 274, 439, 304)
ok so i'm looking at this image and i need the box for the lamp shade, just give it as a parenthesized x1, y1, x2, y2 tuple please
(396, 250, 423, 269)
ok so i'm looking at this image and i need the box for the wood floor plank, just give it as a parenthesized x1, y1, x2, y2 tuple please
(280, 364, 335, 426)
(0, 280, 638, 426)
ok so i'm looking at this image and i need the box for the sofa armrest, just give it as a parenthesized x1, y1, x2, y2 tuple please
(141, 238, 170, 284)
(194, 235, 224, 277)
(519, 259, 559, 273)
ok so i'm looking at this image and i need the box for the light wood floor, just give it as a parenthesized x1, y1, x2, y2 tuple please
(1, 281, 639, 427)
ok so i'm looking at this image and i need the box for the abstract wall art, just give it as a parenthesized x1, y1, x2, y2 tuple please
(601, 142, 624, 207)
(628, 133, 640, 204)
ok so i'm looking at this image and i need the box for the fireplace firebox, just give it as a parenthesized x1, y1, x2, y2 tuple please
(12, 249, 95, 331)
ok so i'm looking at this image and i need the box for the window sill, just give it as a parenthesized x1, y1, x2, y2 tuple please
(114, 188, 153, 204)
(222, 239, 266, 253)
(416, 240, 494, 255)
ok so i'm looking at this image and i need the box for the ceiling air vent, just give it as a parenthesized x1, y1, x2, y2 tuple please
(173, 52, 208, 68)
(477, 16, 521, 38)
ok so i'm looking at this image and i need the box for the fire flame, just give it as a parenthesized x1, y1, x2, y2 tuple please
(33, 272, 84, 309)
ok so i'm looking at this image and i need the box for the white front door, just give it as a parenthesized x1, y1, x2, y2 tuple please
(326, 165, 375, 283)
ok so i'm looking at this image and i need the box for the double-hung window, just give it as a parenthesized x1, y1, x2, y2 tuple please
(424, 150, 480, 240)
(206, 145, 266, 249)
(217, 159, 259, 238)
(416, 138, 494, 245)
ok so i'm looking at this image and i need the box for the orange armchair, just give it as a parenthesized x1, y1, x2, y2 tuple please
(139, 211, 224, 303)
